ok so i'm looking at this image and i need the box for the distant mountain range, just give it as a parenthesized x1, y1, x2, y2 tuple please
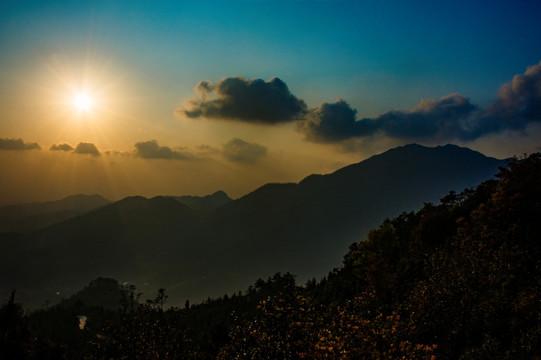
(0, 191, 234, 234)
(168, 190, 233, 212)
(0, 194, 112, 233)
(0, 144, 506, 309)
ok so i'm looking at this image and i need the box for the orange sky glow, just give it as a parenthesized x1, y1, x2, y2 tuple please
(1, 1, 541, 205)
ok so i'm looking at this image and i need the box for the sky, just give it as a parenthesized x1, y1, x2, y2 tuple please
(1, 0, 541, 205)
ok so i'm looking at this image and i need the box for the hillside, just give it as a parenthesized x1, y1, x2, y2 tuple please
(203, 144, 505, 278)
(0, 194, 111, 233)
(171, 190, 233, 212)
(7, 151, 539, 360)
(0, 196, 206, 308)
(0, 144, 505, 308)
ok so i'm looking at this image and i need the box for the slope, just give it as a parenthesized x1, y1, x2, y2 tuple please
(203, 144, 505, 278)
(0, 144, 506, 308)
(170, 190, 233, 212)
(0, 196, 204, 308)
(0, 194, 111, 233)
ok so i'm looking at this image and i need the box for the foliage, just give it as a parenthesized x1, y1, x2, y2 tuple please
(89, 302, 190, 359)
(0, 289, 30, 359)
(5, 153, 541, 359)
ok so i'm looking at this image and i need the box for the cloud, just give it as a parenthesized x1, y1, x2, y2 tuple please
(104, 150, 131, 157)
(472, 61, 541, 139)
(297, 94, 478, 143)
(368, 94, 477, 139)
(49, 143, 74, 152)
(177, 77, 306, 124)
(134, 140, 195, 160)
(73, 142, 100, 156)
(174, 62, 541, 147)
(196, 144, 220, 156)
(222, 138, 267, 163)
(0, 138, 40, 151)
(296, 100, 360, 143)
(297, 61, 541, 144)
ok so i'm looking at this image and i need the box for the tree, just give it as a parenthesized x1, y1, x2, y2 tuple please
(146, 288, 168, 312)
(0, 289, 30, 360)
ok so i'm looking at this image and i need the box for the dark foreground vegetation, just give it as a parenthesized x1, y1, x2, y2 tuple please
(2, 153, 540, 359)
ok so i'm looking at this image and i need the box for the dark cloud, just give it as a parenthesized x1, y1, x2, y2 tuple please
(134, 140, 195, 160)
(196, 144, 220, 156)
(222, 138, 267, 163)
(296, 100, 360, 143)
(297, 94, 478, 143)
(370, 94, 477, 139)
(0, 138, 40, 151)
(472, 61, 541, 139)
(297, 62, 541, 143)
(177, 77, 306, 124)
(49, 143, 74, 152)
(73, 142, 100, 156)
(104, 150, 131, 157)
(177, 62, 541, 145)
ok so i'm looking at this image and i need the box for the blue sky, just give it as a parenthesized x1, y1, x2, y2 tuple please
(4, 0, 541, 109)
(1, 0, 541, 203)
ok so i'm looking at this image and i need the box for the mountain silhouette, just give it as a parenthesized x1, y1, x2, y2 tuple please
(201, 144, 506, 285)
(0, 144, 506, 308)
(1, 196, 205, 300)
(170, 190, 233, 212)
(0, 194, 111, 233)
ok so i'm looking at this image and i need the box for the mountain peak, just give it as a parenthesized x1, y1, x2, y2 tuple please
(332, 143, 501, 178)
(0, 193, 112, 233)
(172, 190, 233, 212)
(1, 143, 507, 309)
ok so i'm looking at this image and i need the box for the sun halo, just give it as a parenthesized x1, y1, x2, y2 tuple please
(73, 93, 94, 111)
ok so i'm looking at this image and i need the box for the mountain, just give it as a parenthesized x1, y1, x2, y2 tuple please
(200, 143, 506, 284)
(0, 144, 506, 309)
(170, 190, 233, 212)
(0, 194, 111, 233)
(0, 196, 206, 306)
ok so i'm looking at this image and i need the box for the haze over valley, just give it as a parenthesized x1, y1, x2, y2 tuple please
(2, 1, 541, 358)
(0, 144, 505, 308)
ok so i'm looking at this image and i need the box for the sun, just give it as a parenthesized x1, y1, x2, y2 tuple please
(73, 93, 94, 111)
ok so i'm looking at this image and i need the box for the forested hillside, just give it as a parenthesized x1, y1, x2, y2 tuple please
(0, 144, 504, 309)
(2, 153, 540, 359)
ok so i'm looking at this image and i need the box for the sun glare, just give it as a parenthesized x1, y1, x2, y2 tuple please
(73, 93, 94, 111)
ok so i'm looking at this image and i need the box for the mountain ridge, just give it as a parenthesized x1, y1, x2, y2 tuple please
(169, 190, 233, 212)
(0, 194, 112, 233)
(0, 143, 506, 309)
